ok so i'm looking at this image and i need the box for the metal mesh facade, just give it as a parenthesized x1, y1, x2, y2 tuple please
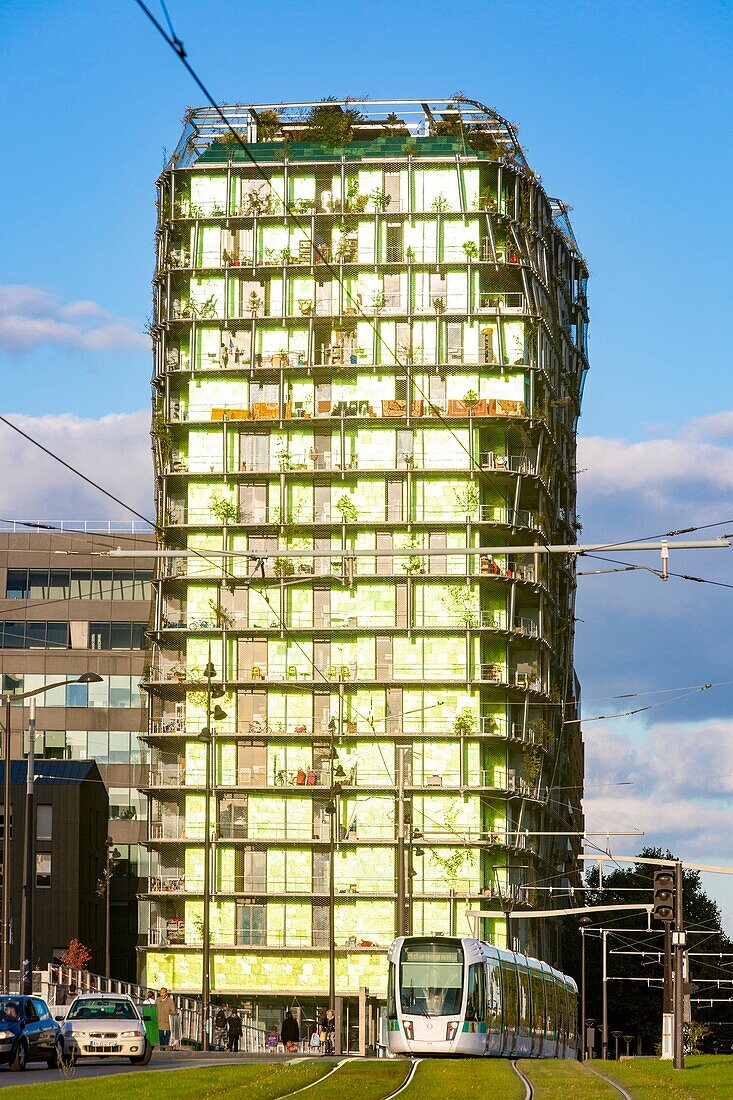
(141, 97, 589, 1002)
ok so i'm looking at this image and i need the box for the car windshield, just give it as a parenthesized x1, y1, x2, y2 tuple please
(0, 998, 21, 1023)
(399, 940, 464, 1017)
(68, 999, 137, 1021)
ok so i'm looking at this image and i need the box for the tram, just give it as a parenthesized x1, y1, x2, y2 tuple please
(387, 936, 578, 1057)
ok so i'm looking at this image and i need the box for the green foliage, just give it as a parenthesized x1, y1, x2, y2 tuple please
(463, 389, 479, 405)
(443, 584, 480, 627)
(209, 493, 238, 523)
(522, 745, 543, 785)
(453, 481, 480, 515)
(453, 708, 476, 736)
(256, 109, 281, 142)
(685, 1020, 712, 1054)
(462, 240, 479, 259)
(335, 495, 359, 523)
(273, 557, 295, 577)
(305, 97, 364, 145)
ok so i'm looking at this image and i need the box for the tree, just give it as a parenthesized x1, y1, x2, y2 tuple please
(60, 939, 92, 970)
(561, 848, 733, 1053)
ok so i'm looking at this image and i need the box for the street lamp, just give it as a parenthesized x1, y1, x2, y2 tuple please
(623, 1034, 634, 1057)
(6, 673, 102, 995)
(579, 916, 592, 1061)
(196, 647, 226, 1050)
(611, 1030, 623, 1061)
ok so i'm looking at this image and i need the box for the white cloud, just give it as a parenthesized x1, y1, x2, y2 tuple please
(0, 411, 152, 520)
(0, 284, 148, 354)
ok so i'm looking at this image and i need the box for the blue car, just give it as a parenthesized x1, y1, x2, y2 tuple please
(0, 996, 62, 1071)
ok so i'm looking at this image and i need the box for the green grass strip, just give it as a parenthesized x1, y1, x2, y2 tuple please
(303, 1059, 408, 1098)
(601, 1054, 733, 1099)
(0, 1059, 333, 1100)
(518, 1059, 621, 1098)
(399, 1058, 524, 1099)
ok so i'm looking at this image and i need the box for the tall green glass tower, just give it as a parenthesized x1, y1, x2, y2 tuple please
(142, 97, 588, 1036)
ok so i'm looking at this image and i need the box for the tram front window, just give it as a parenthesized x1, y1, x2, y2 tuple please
(399, 940, 464, 1017)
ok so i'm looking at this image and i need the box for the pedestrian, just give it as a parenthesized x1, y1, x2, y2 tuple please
(227, 1008, 243, 1053)
(310, 1027, 321, 1054)
(280, 1009, 300, 1054)
(320, 1008, 335, 1055)
(63, 985, 77, 1006)
(265, 1024, 279, 1052)
(143, 990, 155, 1005)
(215, 1004, 228, 1050)
(155, 986, 174, 1047)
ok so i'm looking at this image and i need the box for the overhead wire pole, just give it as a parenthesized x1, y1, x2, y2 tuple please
(1, 695, 11, 990)
(673, 860, 685, 1070)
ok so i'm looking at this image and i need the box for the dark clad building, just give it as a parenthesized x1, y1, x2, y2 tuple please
(0, 760, 108, 974)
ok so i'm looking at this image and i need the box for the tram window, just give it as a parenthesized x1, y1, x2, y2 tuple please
(530, 971, 545, 1040)
(556, 980, 566, 1047)
(400, 940, 463, 1017)
(487, 960, 502, 1031)
(500, 961, 518, 1039)
(544, 973, 556, 1041)
(517, 966, 531, 1036)
(466, 963, 486, 1021)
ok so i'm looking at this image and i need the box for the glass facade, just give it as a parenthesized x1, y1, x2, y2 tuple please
(5, 569, 152, 601)
(142, 98, 588, 1002)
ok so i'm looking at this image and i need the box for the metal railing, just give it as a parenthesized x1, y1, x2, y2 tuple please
(0, 520, 153, 534)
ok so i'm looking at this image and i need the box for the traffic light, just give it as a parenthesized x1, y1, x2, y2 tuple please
(653, 869, 675, 922)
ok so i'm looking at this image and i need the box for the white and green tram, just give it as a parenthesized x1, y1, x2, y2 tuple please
(387, 936, 578, 1058)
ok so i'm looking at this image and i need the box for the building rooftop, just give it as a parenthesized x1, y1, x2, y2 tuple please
(0, 760, 103, 785)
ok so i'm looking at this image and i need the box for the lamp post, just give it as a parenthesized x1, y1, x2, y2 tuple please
(623, 1034, 634, 1057)
(579, 916, 592, 1061)
(16, 673, 102, 995)
(1, 691, 13, 991)
(197, 646, 226, 1051)
(611, 1030, 623, 1061)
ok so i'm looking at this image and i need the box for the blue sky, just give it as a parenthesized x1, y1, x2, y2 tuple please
(2, 0, 733, 922)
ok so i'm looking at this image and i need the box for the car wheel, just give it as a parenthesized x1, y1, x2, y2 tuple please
(129, 1041, 152, 1066)
(10, 1041, 27, 1072)
(47, 1039, 64, 1069)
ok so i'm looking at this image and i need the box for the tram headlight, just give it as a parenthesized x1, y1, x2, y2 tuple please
(446, 1021, 460, 1041)
(403, 1020, 414, 1039)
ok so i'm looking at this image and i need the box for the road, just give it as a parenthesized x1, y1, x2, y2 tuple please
(0, 1051, 285, 1086)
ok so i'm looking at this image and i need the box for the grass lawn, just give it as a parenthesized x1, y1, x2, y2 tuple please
(518, 1059, 621, 1097)
(302, 1059, 409, 1098)
(400, 1058, 524, 1099)
(0, 1059, 333, 1100)
(602, 1054, 733, 1098)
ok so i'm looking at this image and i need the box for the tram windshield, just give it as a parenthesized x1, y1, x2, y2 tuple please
(399, 940, 464, 1017)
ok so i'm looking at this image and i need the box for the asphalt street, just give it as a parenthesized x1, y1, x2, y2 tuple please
(0, 1051, 289, 1086)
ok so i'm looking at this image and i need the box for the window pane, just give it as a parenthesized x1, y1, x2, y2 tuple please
(70, 570, 92, 599)
(2, 623, 25, 648)
(5, 571, 28, 599)
(66, 681, 88, 707)
(65, 731, 87, 760)
(28, 571, 49, 599)
(46, 623, 69, 649)
(43, 679, 66, 706)
(108, 731, 130, 763)
(26, 622, 46, 648)
(90, 622, 110, 650)
(35, 852, 51, 888)
(48, 571, 69, 599)
(109, 676, 131, 709)
(87, 677, 108, 708)
(91, 571, 113, 600)
(36, 805, 52, 840)
(136, 572, 153, 600)
(131, 623, 147, 650)
(110, 623, 132, 650)
(87, 731, 109, 763)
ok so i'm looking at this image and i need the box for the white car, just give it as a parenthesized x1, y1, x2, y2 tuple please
(58, 995, 152, 1064)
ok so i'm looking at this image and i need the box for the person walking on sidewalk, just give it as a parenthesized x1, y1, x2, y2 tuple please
(155, 987, 174, 1047)
(227, 1007, 243, 1053)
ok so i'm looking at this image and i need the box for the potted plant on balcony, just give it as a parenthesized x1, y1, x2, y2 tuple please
(371, 291, 386, 315)
(273, 557, 295, 577)
(462, 240, 479, 260)
(463, 389, 479, 409)
(453, 482, 480, 517)
(453, 709, 476, 737)
(370, 188, 391, 213)
(335, 495, 359, 523)
(247, 291, 263, 316)
(209, 494, 239, 525)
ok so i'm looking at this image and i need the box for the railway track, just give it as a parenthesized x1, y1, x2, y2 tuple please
(511, 1059, 534, 1099)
